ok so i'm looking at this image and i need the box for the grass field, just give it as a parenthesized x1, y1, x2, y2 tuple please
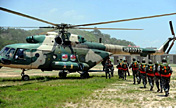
(0, 67, 119, 108)
(0, 66, 176, 108)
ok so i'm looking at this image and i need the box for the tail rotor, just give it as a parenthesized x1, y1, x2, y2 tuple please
(166, 21, 176, 54)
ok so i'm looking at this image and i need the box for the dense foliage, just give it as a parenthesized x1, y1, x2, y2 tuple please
(0, 27, 135, 49)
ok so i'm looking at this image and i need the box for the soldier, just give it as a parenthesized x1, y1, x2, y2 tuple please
(126, 60, 130, 76)
(146, 60, 155, 91)
(139, 59, 147, 88)
(159, 58, 173, 97)
(109, 60, 114, 77)
(122, 59, 128, 80)
(129, 58, 139, 84)
(105, 59, 111, 79)
(136, 59, 141, 84)
(117, 59, 123, 79)
(102, 60, 106, 71)
(154, 61, 162, 92)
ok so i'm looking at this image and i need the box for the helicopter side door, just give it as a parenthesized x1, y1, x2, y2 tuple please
(14, 48, 32, 69)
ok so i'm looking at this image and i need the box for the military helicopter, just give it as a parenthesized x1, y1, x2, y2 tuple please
(0, 7, 176, 80)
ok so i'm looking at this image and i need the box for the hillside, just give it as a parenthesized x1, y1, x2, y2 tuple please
(0, 27, 135, 49)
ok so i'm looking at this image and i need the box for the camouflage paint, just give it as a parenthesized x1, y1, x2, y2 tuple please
(0, 32, 170, 72)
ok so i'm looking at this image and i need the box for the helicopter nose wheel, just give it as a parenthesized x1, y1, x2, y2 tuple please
(21, 69, 30, 81)
(59, 70, 67, 78)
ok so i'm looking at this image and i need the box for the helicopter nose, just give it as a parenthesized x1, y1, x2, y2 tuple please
(1, 57, 11, 65)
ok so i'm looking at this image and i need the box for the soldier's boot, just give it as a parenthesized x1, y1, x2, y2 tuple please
(124, 72, 127, 80)
(133, 76, 136, 84)
(124, 76, 126, 80)
(165, 88, 169, 96)
(165, 91, 169, 97)
(160, 89, 163, 93)
(109, 73, 111, 79)
(128, 71, 130, 76)
(150, 86, 153, 91)
(157, 89, 160, 92)
(137, 77, 141, 84)
(156, 83, 160, 92)
(144, 84, 146, 88)
(111, 72, 113, 77)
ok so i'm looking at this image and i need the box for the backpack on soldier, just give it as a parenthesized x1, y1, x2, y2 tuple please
(160, 63, 170, 74)
(133, 61, 138, 68)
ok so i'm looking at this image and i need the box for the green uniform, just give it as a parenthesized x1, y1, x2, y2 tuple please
(139, 63, 147, 88)
(154, 63, 162, 92)
(147, 64, 155, 91)
(117, 60, 123, 79)
(122, 62, 128, 80)
(105, 60, 111, 79)
(129, 61, 139, 84)
(159, 63, 173, 96)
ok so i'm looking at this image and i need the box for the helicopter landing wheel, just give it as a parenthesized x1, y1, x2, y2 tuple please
(22, 75, 30, 81)
(59, 70, 67, 78)
(21, 69, 30, 81)
(80, 71, 89, 79)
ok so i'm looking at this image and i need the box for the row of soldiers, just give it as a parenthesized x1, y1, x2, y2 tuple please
(115, 58, 173, 97)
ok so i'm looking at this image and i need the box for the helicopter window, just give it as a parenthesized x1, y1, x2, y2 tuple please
(0, 47, 10, 56)
(0, 47, 4, 55)
(15, 49, 26, 59)
(6, 48, 15, 58)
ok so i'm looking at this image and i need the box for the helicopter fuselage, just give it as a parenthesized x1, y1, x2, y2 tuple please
(0, 32, 168, 73)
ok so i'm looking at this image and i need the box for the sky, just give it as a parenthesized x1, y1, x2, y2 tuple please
(0, 0, 176, 53)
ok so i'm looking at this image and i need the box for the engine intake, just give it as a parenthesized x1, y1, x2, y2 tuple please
(26, 35, 45, 43)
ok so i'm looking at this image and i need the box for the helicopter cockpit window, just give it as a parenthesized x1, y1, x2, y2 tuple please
(0, 47, 4, 55)
(15, 49, 26, 59)
(6, 48, 15, 58)
(0, 47, 10, 56)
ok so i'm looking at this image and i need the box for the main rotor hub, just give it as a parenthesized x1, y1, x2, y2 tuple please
(56, 23, 72, 30)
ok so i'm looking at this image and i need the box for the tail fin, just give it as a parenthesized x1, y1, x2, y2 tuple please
(158, 38, 172, 53)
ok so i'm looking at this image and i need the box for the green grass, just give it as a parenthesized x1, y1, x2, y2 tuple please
(0, 75, 119, 108)
(125, 89, 141, 93)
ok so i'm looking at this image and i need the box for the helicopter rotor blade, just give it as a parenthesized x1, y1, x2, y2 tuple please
(0, 26, 57, 29)
(74, 12, 176, 27)
(73, 27, 143, 30)
(0, 7, 57, 26)
(166, 40, 175, 54)
(166, 21, 176, 54)
(169, 21, 175, 37)
(0, 26, 41, 28)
